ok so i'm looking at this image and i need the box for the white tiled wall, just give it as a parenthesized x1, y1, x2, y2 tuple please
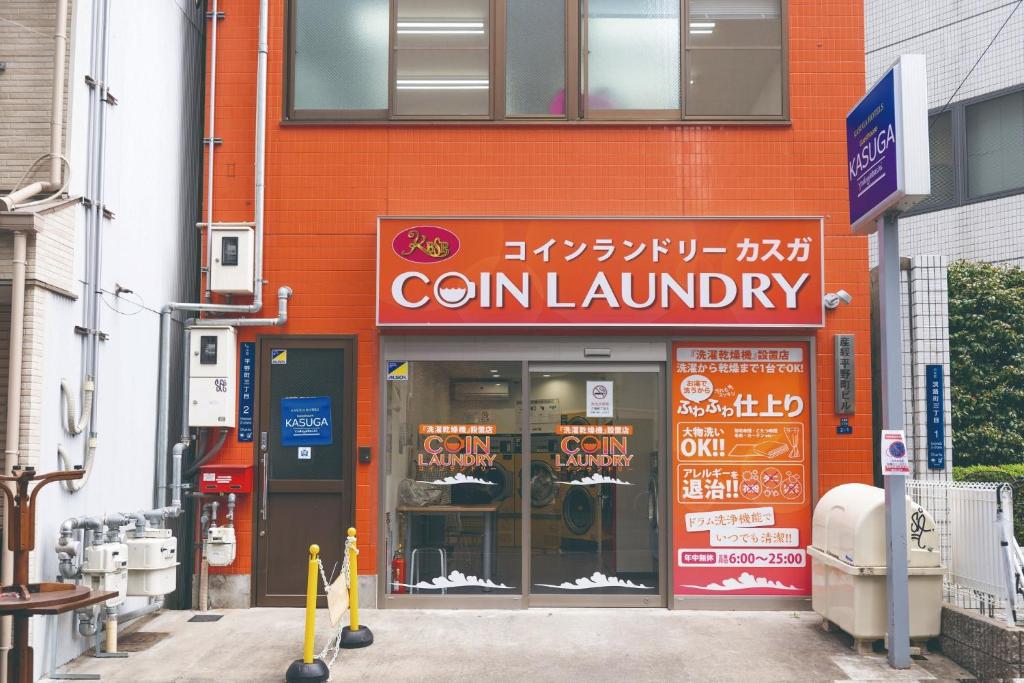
(865, 0, 1024, 269)
(865, 1, 1020, 477)
(892, 256, 953, 480)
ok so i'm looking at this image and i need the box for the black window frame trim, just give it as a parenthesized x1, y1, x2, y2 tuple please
(905, 83, 1024, 218)
(282, 0, 791, 125)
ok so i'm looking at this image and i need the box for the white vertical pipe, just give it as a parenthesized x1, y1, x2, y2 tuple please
(49, 0, 69, 187)
(204, 0, 219, 302)
(0, 232, 27, 681)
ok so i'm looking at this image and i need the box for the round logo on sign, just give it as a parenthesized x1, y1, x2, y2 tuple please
(592, 384, 608, 399)
(888, 441, 906, 459)
(680, 374, 714, 402)
(392, 226, 460, 264)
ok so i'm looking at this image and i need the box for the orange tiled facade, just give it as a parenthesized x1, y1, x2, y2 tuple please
(202, 0, 871, 582)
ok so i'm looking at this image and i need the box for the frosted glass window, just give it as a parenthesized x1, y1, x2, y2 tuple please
(394, 0, 490, 117)
(293, 0, 389, 111)
(586, 0, 681, 112)
(966, 91, 1024, 198)
(911, 111, 954, 213)
(685, 0, 783, 117)
(506, 0, 566, 117)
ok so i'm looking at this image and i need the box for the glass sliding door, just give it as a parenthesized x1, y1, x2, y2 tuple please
(383, 360, 522, 600)
(528, 365, 662, 604)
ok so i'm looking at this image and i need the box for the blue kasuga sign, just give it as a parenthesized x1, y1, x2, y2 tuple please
(280, 396, 333, 447)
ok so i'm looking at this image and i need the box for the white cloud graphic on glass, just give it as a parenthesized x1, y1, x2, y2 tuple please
(535, 572, 651, 590)
(417, 472, 495, 486)
(557, 473, 632, 486)
(400, 570, 514, 590)
(681, 572, 798, 591)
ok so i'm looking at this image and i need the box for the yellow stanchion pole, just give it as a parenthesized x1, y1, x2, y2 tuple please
(285, 544, 329, 682)
(340, 527, 374, 648)
(303, 544, 319, 663)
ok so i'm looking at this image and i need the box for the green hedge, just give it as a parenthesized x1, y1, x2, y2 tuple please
(953, 465, 1024, 544)
(948, 261, 1024, 467)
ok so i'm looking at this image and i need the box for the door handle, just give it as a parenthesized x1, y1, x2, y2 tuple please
(261, 452, 269, 522)
(260, 431, 269, 522)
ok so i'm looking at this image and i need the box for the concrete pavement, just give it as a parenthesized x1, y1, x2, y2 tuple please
(45, 608, 972, 682)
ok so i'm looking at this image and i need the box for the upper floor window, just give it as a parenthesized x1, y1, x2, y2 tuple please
(285, 0, 788, 122)
(908, 86, 1024, 216)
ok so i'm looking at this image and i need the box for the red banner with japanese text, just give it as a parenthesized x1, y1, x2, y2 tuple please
(377, 217, 824, 327)
(672, 341, 812, 597)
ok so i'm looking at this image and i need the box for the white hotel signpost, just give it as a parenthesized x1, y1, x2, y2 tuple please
(846, 54, 931, 668)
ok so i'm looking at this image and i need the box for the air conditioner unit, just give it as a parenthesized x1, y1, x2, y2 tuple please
(452, 381, 510, 401)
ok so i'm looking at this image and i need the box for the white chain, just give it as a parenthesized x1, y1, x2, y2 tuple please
(315, 536, 360, 674)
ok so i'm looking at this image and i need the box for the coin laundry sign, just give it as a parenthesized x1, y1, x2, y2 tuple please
(377, 217, 824, 327)
(280, 396, 333, 447)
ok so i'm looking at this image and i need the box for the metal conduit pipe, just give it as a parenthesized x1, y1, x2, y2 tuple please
(190, 285, 292, 328)
(154, 0, 280, 514)
(226, 493, 236, 526)
(186, 428, 228, 477)
(155, 286, 290, 508)
(204, 0, 220, 302)
(76, 608, 98, 638)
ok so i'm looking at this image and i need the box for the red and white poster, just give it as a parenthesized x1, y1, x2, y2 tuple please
(672, 341, 812, 597)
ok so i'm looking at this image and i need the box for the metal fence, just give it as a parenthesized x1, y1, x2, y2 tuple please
(907, 479, 1020, 624)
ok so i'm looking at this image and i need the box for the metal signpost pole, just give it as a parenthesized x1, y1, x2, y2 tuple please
(877, 212, 910, 668)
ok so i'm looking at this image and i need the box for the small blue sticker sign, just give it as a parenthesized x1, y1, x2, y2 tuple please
(837, 417, 853, 435)
(280, 396, 333, 447)
(238, 342, 255, 442)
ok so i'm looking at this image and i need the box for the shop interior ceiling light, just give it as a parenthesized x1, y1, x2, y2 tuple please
(396, 79, 489, 90)
(397, 20, 485, 34)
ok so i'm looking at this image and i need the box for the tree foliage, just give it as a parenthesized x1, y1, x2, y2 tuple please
(948, 260, 1024, 466)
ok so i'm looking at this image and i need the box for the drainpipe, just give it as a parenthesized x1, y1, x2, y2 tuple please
(0, 0, 69, 211)
(204, 0, 219, 303)
(0, 231, 27, 679)
(154, 0, 282, 509)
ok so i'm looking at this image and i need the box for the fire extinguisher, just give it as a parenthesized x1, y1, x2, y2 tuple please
(391, 545, 406, 594)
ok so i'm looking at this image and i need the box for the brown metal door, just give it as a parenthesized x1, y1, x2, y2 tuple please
(254, 336, 356, 607)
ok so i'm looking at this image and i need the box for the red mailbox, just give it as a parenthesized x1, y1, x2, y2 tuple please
(198, 464, 253, 493)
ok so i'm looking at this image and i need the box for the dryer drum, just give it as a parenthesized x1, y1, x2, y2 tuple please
(530, 460, 557, 507)
(563, 486, 595, 535)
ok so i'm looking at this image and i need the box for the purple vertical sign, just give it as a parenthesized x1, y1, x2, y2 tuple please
(847, 69, 900, 230)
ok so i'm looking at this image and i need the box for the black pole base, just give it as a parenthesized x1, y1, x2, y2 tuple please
(285, 658, 330, 682)
(339, 625, 374, 649)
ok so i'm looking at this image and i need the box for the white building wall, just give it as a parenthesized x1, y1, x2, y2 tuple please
(865, 0, 1024, 267)
(5, 0, 204, 675)
(864, 0, 1022, 478)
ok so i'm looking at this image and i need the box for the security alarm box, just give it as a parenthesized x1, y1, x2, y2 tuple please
(209, 226, 254, 295)
(188, 326, 237, 427)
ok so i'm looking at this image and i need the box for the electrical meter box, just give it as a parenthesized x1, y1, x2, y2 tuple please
(188, 326, 237, 427)
(82, 542, 128, 574)
(209, 226, 255, 295)
(206, 526, 237, 567)
(126, 528, 179, 597)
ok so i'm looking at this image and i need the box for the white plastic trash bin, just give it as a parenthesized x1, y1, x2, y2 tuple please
(807, 483, 943, 642)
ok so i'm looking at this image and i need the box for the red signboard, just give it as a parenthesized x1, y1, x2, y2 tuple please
(377, 217, 824, 327)
(672, 341, 812, 597)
